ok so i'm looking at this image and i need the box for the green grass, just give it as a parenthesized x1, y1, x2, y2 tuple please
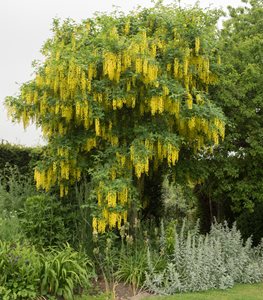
(145, 283, 263, 300)
(75, 283, 263, 300)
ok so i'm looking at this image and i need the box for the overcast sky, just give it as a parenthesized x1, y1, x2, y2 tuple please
(0, 0, 243, 147)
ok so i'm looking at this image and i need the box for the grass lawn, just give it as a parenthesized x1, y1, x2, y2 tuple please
(76, 283, 263, 300)
(146, 283, 263, 300)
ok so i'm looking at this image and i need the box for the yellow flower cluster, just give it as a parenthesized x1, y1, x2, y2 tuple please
(124, 20, 130, 35)
(199, 58, 210, 84)
(183, 57, 189, 76)
(177, 115, 225, 148)
(107, 191, 117, 207)
(116, 152, 126, 167)
(95, 118, 100, 136)
(129, 138, 179, 178)
(214, 118, 225, 139)
(34, 167, 56, 192)
(103, 52, 121, 82)
(186, 93, 193, 109)
(130, 144, 149, 178)
(92, 187, 129, 233)
(157, 140, 179, 166)
(88, 63, 96, 81)
(196, 94, 204, 105)
(112, 98, 125, 110)
(188, 116, 196, 130)
(134, 160, 149, 178)
(195, 37, 200, 55)
(118, 187, 129, 205)
(143, 63, 159, 83)
(164, 98, 180, 117)
(174, 58, 180, 78)
(22, 110, 30, 129)
(92, 210, 127, 233)
(84, 137, 97, 152)
(195, 135, 205, 152)
(150, 96, 164, 115)
(212, 130, 219, 145)
(61, 106, 73, 123)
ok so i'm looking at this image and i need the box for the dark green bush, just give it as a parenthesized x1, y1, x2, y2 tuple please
(0, 164, 37, 214)
(20, 195, 69, 248)
(0, 142, 41, 176)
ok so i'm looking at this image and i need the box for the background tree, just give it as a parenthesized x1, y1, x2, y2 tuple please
(197, 0, 263, 243)
(5, 3, 225, 233)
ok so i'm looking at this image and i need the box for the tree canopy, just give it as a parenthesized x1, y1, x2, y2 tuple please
(6, 3, 225, 233)
(197, 0, 263, 240)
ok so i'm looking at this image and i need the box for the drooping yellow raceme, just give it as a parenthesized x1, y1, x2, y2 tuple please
(92, 186, 129, 233)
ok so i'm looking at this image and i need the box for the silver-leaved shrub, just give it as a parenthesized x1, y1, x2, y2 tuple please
(144, 221, 263, 295)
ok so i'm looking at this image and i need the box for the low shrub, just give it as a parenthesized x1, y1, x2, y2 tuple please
(0, 241, 41, 300)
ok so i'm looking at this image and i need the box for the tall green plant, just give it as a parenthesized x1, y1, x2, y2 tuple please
(0, 164, 36, 215)
(20, 195, 69, 247)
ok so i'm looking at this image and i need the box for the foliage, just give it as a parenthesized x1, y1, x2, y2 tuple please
(114, 228, 149, 295)
(0, 241, 41, 300)
(0, 242, 93, 300)
(196, 0, 263, 239)
(92, 232, 119, 295)
(0, 162, 92, 252)
(5, 2, 225, 232)
(236, 201, 263, 246)
(0, 142, 40, 176)
(144, 220, 263, 295)
(161, 176, 197, 225)
(92, 218, 170, 295)
(40, 244, 93, 300)
(0, 164, 37, 214)
(20, 195, 69, 247)
(115, 245, 148, 295)
(0, 212, 25, 243)
(64, 180, 94, 254)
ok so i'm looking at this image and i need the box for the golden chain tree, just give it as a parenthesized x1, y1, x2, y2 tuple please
(6, 3, 225, 233)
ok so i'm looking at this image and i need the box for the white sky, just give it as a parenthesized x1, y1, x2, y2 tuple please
(0, 0, 243, 147)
